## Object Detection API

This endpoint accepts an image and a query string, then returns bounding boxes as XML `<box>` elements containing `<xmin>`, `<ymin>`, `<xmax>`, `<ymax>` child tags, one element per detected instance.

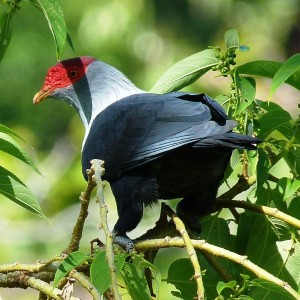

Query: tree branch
<box><xmin>134</xmin><ymin>238</ymin><xmax>300</xmax><ymax>300</ymax></box>
<box><xmin>70</xmin><ymin>270</ymin><xmax>102</xmax><ymax>300</ymax></box>
<box><xmin>163</xmin><ymin>203</ymin><xmax>205</xmax><ymax>300</ymax></box>
<box><xmin>0</xmin><ymin>272</ymin><xmax>79</xmax><ymax>300</ymax></box>
<box><xmin>216</xmin><ymin>199</ymin><xmax>300</xmax><ymax>229</ymax></box>
<box><xmin>65</xmin><ymin>167</ymin><xmax>96</xmax><ymax>255</ymax></box>
<box><xmin>92</xmin><ymin>159</ymin><xmax>121</xmax><ymax>300</ymax></box>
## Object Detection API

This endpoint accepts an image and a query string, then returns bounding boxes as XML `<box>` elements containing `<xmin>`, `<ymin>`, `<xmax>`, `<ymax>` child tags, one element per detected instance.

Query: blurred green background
<box><xmin>0</xmin><ymin>0</ymin><xmax>300</xmax><ymax>298</ymax></box>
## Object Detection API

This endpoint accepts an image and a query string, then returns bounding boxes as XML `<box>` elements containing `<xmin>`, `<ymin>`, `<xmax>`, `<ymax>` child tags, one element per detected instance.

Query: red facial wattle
<box><xmin>33</xmin><ymin>56</ymin><xmax>95</xmax><ymax>104</ymax></box>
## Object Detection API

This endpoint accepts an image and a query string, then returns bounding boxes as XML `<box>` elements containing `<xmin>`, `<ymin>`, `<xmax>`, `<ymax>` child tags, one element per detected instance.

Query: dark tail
<box><xmin>193</xmin><ymin>132</ymin><xmax>262</xmax><ymax>150</ymax></box>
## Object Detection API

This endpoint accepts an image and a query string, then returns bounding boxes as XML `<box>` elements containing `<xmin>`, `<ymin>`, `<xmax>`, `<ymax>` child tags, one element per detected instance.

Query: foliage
<box><xmin>1</xmin><ymin>1</ymin><xmax>300</xmax><ymax>300</ymax></box>
<box><xmin>0</xmin><ymin>0</ymin><xmax>69</xmax><ymax>219</ymax></box>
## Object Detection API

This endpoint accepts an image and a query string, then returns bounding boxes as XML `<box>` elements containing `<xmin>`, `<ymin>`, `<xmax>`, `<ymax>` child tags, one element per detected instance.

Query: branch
<box><xmin>70</xmin><ymin>270</ymin><xmax>102</xmax><ymax>300</ymax></box>
<box><xmin>218</xmin><ymin>175</ymin><xmax>256</xmax><ymax>200</ymax></box>
<box><xmin>216</xmin><ymin>199</ymin><xmax>300</xmax><ymax>229</ymax></box>
<box><xmin>65</xmin><ymin>167</ymin><xmax>96</xmax><ymax>254</ymax></box>
<box><xmin>200</xmin><ymin>251</ymin><xmax>233</xmax><ymax>282</ymax></box>
<box><xmin>163</xmin><ymin>204</ymin><xmax>205</xmax><ymax>300</ymax></box>
<box><xmin>0</xmin><ymin>272</ymin><xmax>79</xmax><ymax>300</ymax></box>
<box><xmin>0</xmin><ymin>260</ymin><xmax>59</xmax><ymax>274</ymax></box>
<box><xmin>92</xmin><ymin>159</ymin><xmax>122</xmax><ymax>300</ymax></box>
<box><xmin>134</xmin><ymin>238</ymin><xmax>300</xmax><ymax>300</ymax></box>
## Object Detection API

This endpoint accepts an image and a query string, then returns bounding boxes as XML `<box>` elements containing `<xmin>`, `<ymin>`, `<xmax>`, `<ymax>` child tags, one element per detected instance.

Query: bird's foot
<box><xmin>112</xmin><ymin>232</ymin><xmax>135</xmax><ymax>252</ymax></box>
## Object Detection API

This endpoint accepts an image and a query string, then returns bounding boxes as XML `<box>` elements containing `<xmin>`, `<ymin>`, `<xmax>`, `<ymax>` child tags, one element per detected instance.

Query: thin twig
<box><xmin>163</xmin><ymin>204</ymin><xmax>205</xmax><ymax>300</ymax></box>
<box><xmin>134</xmin><ymin>238</ymin><xmax>300</xmax><ymax>300</ymax></box>
<box><xmin>92</xmin><ymin>159</ymin><xmax>122</xmax><ymax>300</ymax></box>
<box><xmin>200</xmin><ymin>251</ymin><xmax>233</xmax><ymax>282</ymax></box>
<box><xmin>218</xmin><ymin>175</ymin><xmax>255</xmax><ymax>200</ymax></box>
<box><xmin>65</xmin><ymin>167</ymin><xmax>96</xmax><ymax>254</ymax></box>
<box><xmin>70</xmin><ymin>270</ymin><xmax>102</xmax><ymax>300</ymax></box>
<box><xmin>216</xmin><ymin>199</ymin><xmax>300</xmax><ymax>229</ymax></box>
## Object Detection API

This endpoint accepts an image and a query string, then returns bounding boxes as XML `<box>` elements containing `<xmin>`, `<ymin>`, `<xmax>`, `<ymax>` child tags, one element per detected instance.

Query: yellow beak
<box><xmin>33</xmin><ymin>89</ymin><xmax>51</xmax><ymax>104</ymax></box>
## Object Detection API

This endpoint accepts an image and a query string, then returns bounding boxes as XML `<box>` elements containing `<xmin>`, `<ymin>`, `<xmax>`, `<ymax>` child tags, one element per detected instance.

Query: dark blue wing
<box><xmin>82</xmin><ymin>93</ymin><xmax>236</xmax><ymax>178</ymax></box>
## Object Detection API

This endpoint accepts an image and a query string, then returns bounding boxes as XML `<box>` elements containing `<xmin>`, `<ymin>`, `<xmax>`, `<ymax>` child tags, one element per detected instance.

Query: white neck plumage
<box><xmin>78</xmin><ymin>60</ymin><xmax>144</xmax><ymax>146</ymax></box>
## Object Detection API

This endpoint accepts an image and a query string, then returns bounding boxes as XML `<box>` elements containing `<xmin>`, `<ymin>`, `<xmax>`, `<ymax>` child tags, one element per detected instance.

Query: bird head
<box><xmin>33</xmin><ymin>56</ymin><xmax>143</xmax><ymax>130</ymax></box>
<box><xmin>33</xmin><ymin>56</ymin><xmax>95</xmax><ymax>104</ymax></box>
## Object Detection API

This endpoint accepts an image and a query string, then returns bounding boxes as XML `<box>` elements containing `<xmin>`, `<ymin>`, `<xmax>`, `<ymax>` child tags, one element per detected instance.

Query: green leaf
<box><xmin>90</xmin><ymin>251</ymin><xmax>110</xmax><ymax>295</ymax></box>
<box><xmin>54</xmin><ymin>251</ymin><xmax>88</xmax><ymax>286</ymax></box>
<box><xmin>236</xmin><ymin>77</ymin><xmax>256</xmax><ymax>114</ymax></box>
<box><xmin>276</xmin><ymin>240</ymin><xmax>300</xmax><ymax>289</ymax></box>
<box><xmin>275</xmin><ymin>177</ymin><xmax>300</xmax><ymax>202</ymax></box>
<box><xmin>91</xmin><ymin>251</ymin><xmax>126</xmax><ymax>295</ymax></box>
<box><xmin>224</xmin><ymin>29</ymin><xmax>239</xmax><ymax>49</ymax></box>
<box><xmin>0</xmin><ymin>132</ymin><xmax>41</xmax><ymax>174</ymax></box>
<box><xmin>238</xmin><ymin>60</ymin><xmax>300</xmax><ymax>91</ymax></box>
<box><xmin>0</xmin><ymin>12</ymin><xmax>12</xmax><ymax>63</ymax></box>
<box><xmin>285</xmin><ymin>147</ymin><xmax>300</xmax><ymax>178</ymax></box>
<box><xmin>239</xmin><ymin>296</ymin><xmax>254</xmax><ymax>300</ymax></box>
<box><xmin>216</xmin><ymin>280</ymin><xmax>237</xmax><ymax>295</ymax></box>
<box><xmin>166</xmin><ymin>258</ymin><xmax>196</xmax><ymax>299</ymax></box>
<box><xmin>0</xmin><ymin>124</ymin><xmax>29</xmax><ymax>144</ymax></box>
<box><xmin>0</xmin><ymin>166</ymin><xmax>47</xmax><ymax>220</ymax></box>
<box><xmin>121</xmin><ymin>258</ymin><xmax>152</xmax><ymax>300</ymax></box>
<box><xmin>270</xmin><ymin>54</ymin><xmax>300</xmax><ymax>98</ymax></box>
<box><xmin>251</xmin><ymin>279</ymin><xmax>295</xmax><ymax>299</ymax></box>
<box><xmin>29</xmin><ymin>0</ymin><xmax>66</xmax><ymax>59</ymax></box>
<box><xmin>151</xmin><ymin>49</ymin><xmax>218</xmax><ymax>93</ymax></box>
<box><xmin>256</xmin><ymin>148</ymin><xmax>271</xmax><ymax>195</ymax></box>
<box><xmin>135</xmin><ymin>255</ymin><xmax>161</xmax><ymax>296</ymax></box>
<box><xmin>258</xmin><ymin>107</ymin><xmax>292</xmax><ymax>139</ymax></box>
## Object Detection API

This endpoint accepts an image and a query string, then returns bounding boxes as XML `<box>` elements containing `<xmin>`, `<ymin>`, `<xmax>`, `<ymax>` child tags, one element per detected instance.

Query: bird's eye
<box><xmin>68</xmin><ymin>69</ymin><xmax>79</xmax><ymax>79</ymax></box>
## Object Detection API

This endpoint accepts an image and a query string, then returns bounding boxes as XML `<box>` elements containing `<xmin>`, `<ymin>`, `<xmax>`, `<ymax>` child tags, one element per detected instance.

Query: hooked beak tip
<box><xmin>33</xmin><ymin>90</ymin><xmax>51</xmax><ymax>104</ymax></box>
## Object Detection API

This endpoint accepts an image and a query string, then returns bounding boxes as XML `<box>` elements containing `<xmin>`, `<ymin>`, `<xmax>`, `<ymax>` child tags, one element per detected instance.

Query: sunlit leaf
<box><xmin>29</xmin><ymin>0</ymin><xmax>66</xmax><ymax>59</ymax></box>
<box><xmin>151</xmin><ymin>49</ymin><xmax>218</xmax><ymax>93</ymax></box>
<box><xmin>0</xmin><ymin>166</ymin><xmax>47</xmax><ymax>220</ymax></box>
<box><xmin>270</xmin><ymin>53</ymin><xmax>300</xmax><ymax>97</ymax></box>
<box><xmin>238</xmin><ymin>60</ymin><xmax>300</xmax><ymax>91</ymax></box>
<box><xmin>0</xmin><ymin>132</ymin><xmax>41</xmax><ymax>174</ymax></box>
<box><xmin>275</xmin><ymin>177</ymin><xmax>300</xmax><ymax>202</ymax></box>
<box><xmin>53</xmin><ymin>251</ymin><xmax>88</xmax><ymax>286</ymax></box>
<box><xmin>236</xmin><ymin>77</ymin><xmax>256</xmax><ymax>114</ymax></box>
<box><xmin>0</xmin><ymin>12</ymin><xmax>12</xmax><ymax>63</ymax></box>
<box><xmin>224</xmin><ymin>29</ymin><xmax>239</xmax><ymax>49</ymax></box>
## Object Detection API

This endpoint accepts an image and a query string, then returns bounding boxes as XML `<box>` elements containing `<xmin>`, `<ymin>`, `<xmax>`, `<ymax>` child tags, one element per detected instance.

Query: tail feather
<box><xmin>193</xmin><ymin>132</ymin><xmax>262</xmax><ymax>150</ymax></box>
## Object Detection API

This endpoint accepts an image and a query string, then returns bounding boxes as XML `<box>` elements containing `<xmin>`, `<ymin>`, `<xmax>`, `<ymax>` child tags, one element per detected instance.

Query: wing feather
<box><xmin>82</xmin><ymin>93</ymin><xmax>237</xmax><ymax>178</ymax></box>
